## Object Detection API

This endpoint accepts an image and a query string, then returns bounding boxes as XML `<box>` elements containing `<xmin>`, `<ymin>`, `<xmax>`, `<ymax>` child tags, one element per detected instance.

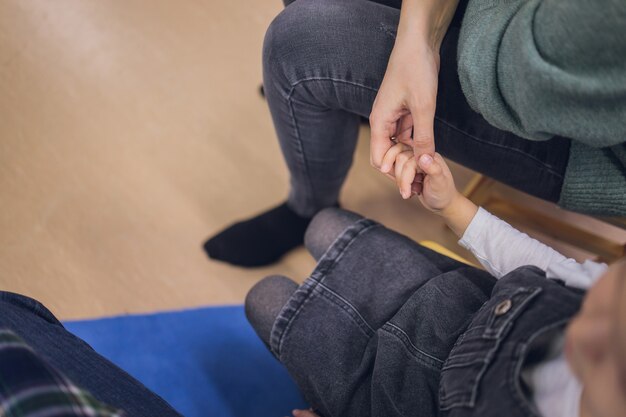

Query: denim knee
<box><xmin>262</xmin><ymin>0</ymin><xmax>362</xmax><ymax>90</ymax></box>
<box><xmin>0</xmin><ymin>291</ymin><xmax>60</xmax><ymax>326</ymax></box>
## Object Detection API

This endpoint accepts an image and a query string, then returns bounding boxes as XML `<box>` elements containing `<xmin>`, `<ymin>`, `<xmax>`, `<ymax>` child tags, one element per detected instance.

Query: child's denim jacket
<box><xmin>439</xmin><ymin>266</ymin><xmax>583</xmax><ymax>416</ymax></box>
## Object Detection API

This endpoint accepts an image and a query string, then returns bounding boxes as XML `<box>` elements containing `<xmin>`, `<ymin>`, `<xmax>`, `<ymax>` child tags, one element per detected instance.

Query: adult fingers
<box><xmin>410</xmin><ymin>104</ymin><xmax>436</xmax><ymax>159</ymax></box>
<box><xmin>381</xmin><ymin>142</ymin><xmax>411</xmax><ymax>173</ymax></box>
<box><xmin>395</xmin><ymin>114</ymin><xmax>414</xmax><ymax>145</ymax></box>
<box><xmin>399</xmin><ymin>157</ymin><xmax>418</xmax><ymax>199</ymax></box>
<box><xmin>394</xmin><ymin>150</ymin><xmax>413</xmax><ymax>183</ymax></box>
<box><xmin>369</xmin><ymin>104</ymin><xmax>400</xmax><ymax>169</ymax></box>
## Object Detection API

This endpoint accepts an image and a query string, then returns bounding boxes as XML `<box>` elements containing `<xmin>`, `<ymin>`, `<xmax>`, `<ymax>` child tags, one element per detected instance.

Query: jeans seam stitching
<box><xmin>283</xmin><ymin>76</ymin><xmax>376</xmax><ymax>211</ymax></box>
<box><xmin>284</xmin><ymin>77</ymin><xmax>378</xmax><ymax>210</ymax></box>
<box><xmin>273</xmin><ymin>220</ymin><xmax>380</xmax><ymax>356</ymax></box>
<box><xmin>509</xmin><ymin>319</ymin><xmax>570</xmax><ymax>417</ymax></box>
<box><xmin>384</xmin><ymin>322</ymin><xmax>444</xmax><ymax>365</ymax></box>
<box><xmin>272</xmin><ymin>281</ymin><xmax>319</xmax><ymax>358</ymax></box>
<box><xmin>442</xmin><ymin>353</ymin><xmax>489</xmax><ymax>366</ymax></box>
<box><xmin>285</xmin><ymin>77</ymin><xmax>379</xmax><ymax>102</ymax></box>
<box><xmin>286</xmin><ymin>93</ymin><xmax>316</xmax><ymax>211</ymax></box>
<box><xmin>317</xmin><ymin>282</ymin><xmax>375</xmax><ymax>336</ymax></box>
<box><xmin>310</xmin><ymin>220</ymin><xmax>380</xmax><ymax>286</ymax></box>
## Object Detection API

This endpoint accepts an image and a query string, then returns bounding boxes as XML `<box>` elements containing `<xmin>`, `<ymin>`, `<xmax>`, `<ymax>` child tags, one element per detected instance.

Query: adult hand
<box><xmin>370</xmin><ymin>0</ymin><xmax>460</xmax><ymax>193</ymax></box>
<box><xmin>369</xmin><ymin>39</ymin><xmax>440</xmax><ymax>183</ymax></box>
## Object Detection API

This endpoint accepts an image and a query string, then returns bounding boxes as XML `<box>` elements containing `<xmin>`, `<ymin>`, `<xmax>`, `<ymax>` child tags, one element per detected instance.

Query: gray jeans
<box><xmin>245</xmin><ymin>207</ymin><xmax>496</xmax><ymax>416</ymax></box>
<box><xmin>264</xmin><ymin>0</ymin><xmax>571</xmax><ymax>217</ymax></box>
<box><xmin>245</xmin><ymin>208</ymin><xmax>583</xmax><ymax>417</ymax></box>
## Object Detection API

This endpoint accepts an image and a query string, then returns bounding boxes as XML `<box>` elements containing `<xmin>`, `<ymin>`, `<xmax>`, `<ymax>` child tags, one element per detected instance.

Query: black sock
<box><xmin>204</xmin><ymin>202</ymin><xmax>313</xmax><ymax>267</ymax></box>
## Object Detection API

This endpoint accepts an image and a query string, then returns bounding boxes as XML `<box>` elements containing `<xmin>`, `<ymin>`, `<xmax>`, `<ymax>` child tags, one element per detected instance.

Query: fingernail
<box><xmin>419</xmin><ymin>154</ymin><xmax>433</xmax><ymax>166</ymax></box>
<box><xmin>381</xmin><ymin>163</ymin><xmax>389</xmax><ymax>173</ymax></box>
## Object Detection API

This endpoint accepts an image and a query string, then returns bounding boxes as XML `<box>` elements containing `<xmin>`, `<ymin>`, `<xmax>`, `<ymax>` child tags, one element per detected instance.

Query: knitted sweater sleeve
<box><xmin>457</xmin><ymin>0</ymin><xmax>626</xmax><ymax>147</ymax></box>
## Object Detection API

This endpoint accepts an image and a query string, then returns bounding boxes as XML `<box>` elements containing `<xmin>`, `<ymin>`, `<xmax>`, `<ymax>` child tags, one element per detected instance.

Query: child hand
<box><xmin>381</xmin><ymin>145</ymin><xmax>459</xmax><ymax>213</ymax></box>
<box><xmin>413</xmin><ymin>153</ymin><xmax>459</xmax><ymax>213</ymax></box>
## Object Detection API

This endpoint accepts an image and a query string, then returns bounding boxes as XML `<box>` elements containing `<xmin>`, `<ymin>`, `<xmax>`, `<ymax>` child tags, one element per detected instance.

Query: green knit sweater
<box><xmin>457</xmin><ymin>0</ymin><xmax>626</xmax><ymax>216</ymax></box>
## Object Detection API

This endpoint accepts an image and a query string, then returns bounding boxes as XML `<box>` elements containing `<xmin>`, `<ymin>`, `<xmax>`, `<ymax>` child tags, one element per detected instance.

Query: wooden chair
<box><xmin>463</xmin><ymin>174</ymin><xmax>626</xmax><ymax>263</ymax></box>
<box><xmin>419</xmin><ymin>240</ymin><xmax>478</xmax><ymax>268</ymax></box>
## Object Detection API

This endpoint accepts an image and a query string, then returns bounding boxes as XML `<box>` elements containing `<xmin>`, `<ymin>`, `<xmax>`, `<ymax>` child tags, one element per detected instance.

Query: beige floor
<box><xmin>1</xmin><ymin>1</ymin><xmax>622</xmax><ymax>320</ymax></box>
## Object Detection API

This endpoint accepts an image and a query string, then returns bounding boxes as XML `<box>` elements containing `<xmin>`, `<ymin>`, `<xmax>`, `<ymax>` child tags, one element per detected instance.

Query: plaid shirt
<box><xmin>0</xmin><ymin>329</ymin><xmax>124</xmax><ymax>417</ymax></box>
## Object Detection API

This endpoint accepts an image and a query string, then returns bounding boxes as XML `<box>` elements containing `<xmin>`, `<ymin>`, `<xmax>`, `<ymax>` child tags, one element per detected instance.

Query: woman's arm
<box><xmin>395</xmin><ymin>0</ymin><xmax>459</xmax><ymax>51</ymax></box>
<box><xmin>369</xmin><ymin>0</ymin><xmax>460</xmax><ymax>184</ymax></box>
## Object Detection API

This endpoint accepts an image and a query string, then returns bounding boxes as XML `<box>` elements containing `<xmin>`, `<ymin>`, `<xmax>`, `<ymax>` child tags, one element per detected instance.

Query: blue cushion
<box><xmin>65</xmin><ymin>305</ymin><xmax>306</xmax><ymax>417</ymax></box>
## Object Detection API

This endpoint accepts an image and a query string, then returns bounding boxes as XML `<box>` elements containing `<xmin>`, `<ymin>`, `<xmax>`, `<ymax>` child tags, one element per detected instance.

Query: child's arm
<box><xmin>381</xmin><ymin>147</ymin><xmax>478</xmax><ymax>237</ymax></box>
<box><xmin>382</xmin><ymin>146</ymin><xmax>574</xmax><ymax>278</ymax></box>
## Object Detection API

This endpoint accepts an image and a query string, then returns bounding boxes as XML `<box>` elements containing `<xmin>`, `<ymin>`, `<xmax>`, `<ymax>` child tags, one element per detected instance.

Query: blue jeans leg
<box><xmin>0</xmin><ymin>291</ymin><xmax>182</xmax><ymax>417</ymax></box>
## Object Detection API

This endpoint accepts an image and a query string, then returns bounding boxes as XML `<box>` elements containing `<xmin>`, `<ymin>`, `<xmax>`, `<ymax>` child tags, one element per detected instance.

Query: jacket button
<box><xmin>494</xmin><ymin>299</ymin><xmax>512</xmax><ymax>316</ymax></box>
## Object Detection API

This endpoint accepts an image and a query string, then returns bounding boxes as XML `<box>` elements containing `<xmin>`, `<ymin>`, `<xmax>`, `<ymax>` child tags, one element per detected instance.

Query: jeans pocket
<box><xmin>438</xmin><ymin>286</ymin><xmax>543</xmax><ymax>410</ymax></box>
<box><xmin>438</xmin><ymin>329</ymin><xmax>496</xmax><ymax>410</ymax></box>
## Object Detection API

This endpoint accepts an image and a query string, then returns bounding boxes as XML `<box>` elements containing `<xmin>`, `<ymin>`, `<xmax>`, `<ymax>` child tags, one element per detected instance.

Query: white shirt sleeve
<box><xmin>458</xmin><ymin>207</ymin><xmax>607</xmax><ymax>289</ymax></box>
